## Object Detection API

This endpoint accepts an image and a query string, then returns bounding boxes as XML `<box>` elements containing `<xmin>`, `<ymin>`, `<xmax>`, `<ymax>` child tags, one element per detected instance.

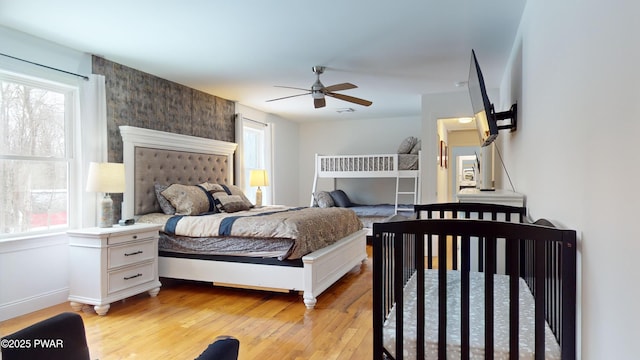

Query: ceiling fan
<box><xmin>266</xmin><ymin>66</ymin><xmax>373</xmax><ymax>109</ymax></box>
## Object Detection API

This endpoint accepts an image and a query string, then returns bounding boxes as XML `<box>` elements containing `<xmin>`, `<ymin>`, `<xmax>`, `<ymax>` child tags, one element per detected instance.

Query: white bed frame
<box><xmin>120</xmin><ymin>126</ymin><xmax>367</xmax><ymax>309</ymax></box>
<box><xmin>311</xmin><ymin>153</ymin><xmax>421</xmax><ymax>213</ymax></box>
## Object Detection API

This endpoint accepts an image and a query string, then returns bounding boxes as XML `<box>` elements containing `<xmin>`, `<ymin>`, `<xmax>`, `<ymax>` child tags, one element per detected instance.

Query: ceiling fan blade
<box><xmin>325</xmin><ymin>92</ymin><xmax>372</xmax><ymax>107</ymax></box>
<box><xmin>266</xmin><ymin>92</ymin><xmax>310</xmax><ymax>102</ymax></box>
<box><xmin>323</xmin><ymin>82</ymin><xmax>357</xmax><ymax>92</ymax></box>
<box><xmin>314</xmin><ymin>97</ymin><xmax>326</xmax><ymax>108</ymax></box>
<box><xmin>274</xmin><ymin>85</ymin><xmax>310</xmax><ymax>92</ymax></box>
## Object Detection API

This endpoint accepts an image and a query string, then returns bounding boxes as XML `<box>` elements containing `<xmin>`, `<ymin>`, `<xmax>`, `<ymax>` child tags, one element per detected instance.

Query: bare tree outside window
<box><xmin>0</xmin><ymin>78</ymin><xmax>69</xmax><ymax>236</ymax></box>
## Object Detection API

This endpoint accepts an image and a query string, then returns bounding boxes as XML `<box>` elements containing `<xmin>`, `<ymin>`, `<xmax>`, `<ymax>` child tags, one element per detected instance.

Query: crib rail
<box><xmin>372</xmin><ymin>217</ymin><xmax>576</xmax><ymax>360</ymax></box>
<box><xmin>414</xmin><ymin>202</ymin><xmax>526</xmax><ymax>222</ymax></box>
<box><xmin>414</xmin><ymin>202</ymin><xmax>526</xmax><ymax>271</ymax></box>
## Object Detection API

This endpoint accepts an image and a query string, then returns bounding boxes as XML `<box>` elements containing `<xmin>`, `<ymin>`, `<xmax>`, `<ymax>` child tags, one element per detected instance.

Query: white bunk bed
<box><xmin>310</xmin><ymin>151</ymin><xmax>422</xmax><ymax>215</ymax></box>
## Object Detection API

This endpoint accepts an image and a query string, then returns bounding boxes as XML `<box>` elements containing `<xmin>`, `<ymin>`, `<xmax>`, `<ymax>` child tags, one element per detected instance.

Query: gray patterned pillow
<box><xmin>397</xmin><ymin>136</ymin><xmax>418</xmax><ymax>154</ymax></box>
<box><xmin>204</xmin><ymin>182</ymin><xmax>254</xmax><ymax>208</ymax></box>
<box><xmin>409</xmin><ymin>139</ymin><xmax>421</xmax><ymax>154</ymax></box>
<box><xmin>160</xmin><ymin>183</ymin><xmax>214</xmax><ymax>215</ymax></box>
<box><xmin>201</xmin><ymin>182</ymin><xmax>225</xmax><ymax>193</ymax></box>
<box><xmin>313</xmin><ymin>191</ymin><xmax>335</xmax><ymax>208</ymax></box>
<box><xmin>154</xmin><ymin>183</ymin><xmax>176</xmax><ymax>215</ymax></box>
<box><xmin>223</xmin><ymin>184</ymin><xmax>254</xmax><ymax>208</ymax></box>
<box><xmin>212</xmin><ymin>193</ymin><xmax>251</xmax><ymax>213</ymax></box>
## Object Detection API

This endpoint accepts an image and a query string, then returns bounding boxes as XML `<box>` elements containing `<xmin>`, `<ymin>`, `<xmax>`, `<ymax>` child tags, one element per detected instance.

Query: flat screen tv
<box><xmin>468</xmin><ymin>49</ymin><xmax>517</xmax><ymax>147</ymax></box>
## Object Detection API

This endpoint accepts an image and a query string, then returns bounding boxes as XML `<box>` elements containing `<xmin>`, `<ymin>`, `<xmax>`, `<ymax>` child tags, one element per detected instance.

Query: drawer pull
<box><xmin>124</xmin><ymin>273</ymin><xmax>142</xmax><ymax>280</ymax></box>
<box><xmin>124</xmin><ymin>250</ymin><xmax>143</xmax><ymax>256</ymax></box>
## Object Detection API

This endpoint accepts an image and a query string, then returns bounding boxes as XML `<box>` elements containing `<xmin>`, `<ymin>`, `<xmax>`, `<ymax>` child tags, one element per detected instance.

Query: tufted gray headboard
<box><xmin>134</xmin><ymin>147</ymin><xmax>231</xmax><ymax>215</ymax></box>
<box><xmin>120</xmin><ymin>126</ymin><xmax>238</xmax><ymax>219</ymax></box>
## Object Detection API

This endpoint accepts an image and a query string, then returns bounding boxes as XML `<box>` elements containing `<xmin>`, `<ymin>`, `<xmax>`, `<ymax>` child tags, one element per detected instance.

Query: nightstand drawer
<box><xmin>108</xmin><ymin>262</ymin><xmax>155</xmax><ymax>294</ymax></box>
<box><xmin>108</xmin><ymin>240</ymin><xmax>156</xmax><ymax>269</ymax></box>
<box><xmin>108</xmin><ymin>230</ymin><xmax>157</xmax><ymax>245</ymax></box>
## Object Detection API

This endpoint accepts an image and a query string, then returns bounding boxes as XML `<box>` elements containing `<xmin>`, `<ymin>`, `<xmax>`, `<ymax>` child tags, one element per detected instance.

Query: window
<box><xmin>0</xmin><ymin>72</ymin><xmax>77</xmax><ymax>238</ymax></box>
<box><xmin>236</xmin><ymin>116</ymin><xmax>272</xmax><ymax>205</ymax></box>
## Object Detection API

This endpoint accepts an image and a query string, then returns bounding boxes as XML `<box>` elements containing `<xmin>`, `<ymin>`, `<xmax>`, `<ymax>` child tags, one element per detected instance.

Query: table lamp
<box><xmin>86</xmin><ymin>162</ymin><xmax>125</xmax><ymax>227</ymax></box>
<box><xmin>249</xmin><ymin>169</ymin><xmax>269</xmax><ymax>207</ymax></box>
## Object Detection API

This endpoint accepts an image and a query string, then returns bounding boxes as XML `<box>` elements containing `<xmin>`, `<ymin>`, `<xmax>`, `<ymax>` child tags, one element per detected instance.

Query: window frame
<box><xmin>0</xmin><ymin>69</ymin><xmax>80</xmax><ymax>240</ymax></box>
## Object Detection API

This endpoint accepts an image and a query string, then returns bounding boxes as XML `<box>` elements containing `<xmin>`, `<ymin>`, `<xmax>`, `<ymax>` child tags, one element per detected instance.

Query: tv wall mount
<box><xmin>494</xmin><ymin>103</ymin><xmax>517</xmax><ymax>132</ymax></box>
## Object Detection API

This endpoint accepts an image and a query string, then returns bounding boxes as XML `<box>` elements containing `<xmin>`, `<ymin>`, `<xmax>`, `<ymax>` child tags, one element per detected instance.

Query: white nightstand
<box><xmin>67</xmin><ymin>223</ymin><xmax>162</xmax><ymax>315</ymax></box>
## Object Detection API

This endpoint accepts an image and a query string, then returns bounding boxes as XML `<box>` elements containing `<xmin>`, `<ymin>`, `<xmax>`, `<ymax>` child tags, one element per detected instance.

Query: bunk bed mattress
<box><xmin>138</xmin><ymin>206</ymin><xmax>363</xmax><ymax>260</ymax></box>
<box><xmin>383</xmin><ymin>270</ymin><xmax>561</xmax><ymax>359</ymax></box>
<box><xmin>349</xmin><ymin>204</ymin><xmax>414</xmax><ymax>229</ymax></box>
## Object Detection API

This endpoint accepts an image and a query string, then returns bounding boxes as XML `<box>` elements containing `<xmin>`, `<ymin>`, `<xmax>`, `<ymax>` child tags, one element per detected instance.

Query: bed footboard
<box><xmin>372</xmin><ymin>216</ymin><xmax>576</xmax><ymax>359</ymax></box>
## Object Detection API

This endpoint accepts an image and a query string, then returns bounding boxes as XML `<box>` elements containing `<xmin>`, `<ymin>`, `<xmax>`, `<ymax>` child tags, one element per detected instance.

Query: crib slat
<box><xmin>452</xmin><ymin>235</ymin><xmax>458</xmax><ymax>270</ymax></box>
<box><xmin>461</xmin><ymin>234</ymin><xmax>471</xmax><ymax>360</ymax></box>
<box><xmin>534</xmin><ymin>239</ymin><xmax>546</xmax><ymax>360</ymax></box>
<box><xmin>372</xmin><ymin>231</ymin><xmax>383</xmax><ymax>360</ymax></box>
<box><xmin>438</xmin><ymin>232</ymin><xmax>447</xmax><ymax>359</ymax></box>
<box><xmin>561</xmin><ymin>230</ymin><xmax>577</xmax><ymax>360</ymax></box>
<box><xmin>506</xmin><ymin>237</ymin><xmax>520</xmax><ymax>360</ymax></box>
<box><xmin>478</xmin><ymin>236</ymin><xmax>485</xmax><ymax>272</ymax></box>
<box><xmin>394</xmin><ymin>231</ymin><xmax>404</xmax><ymax>359</ymax></box>
<box><xmin>485</xmin><ymin>235</ymin><xmax>496</xmax><ymax>359</ymax></box>
<box><xmin>547</xmin><ymin>241</ymin><xmax>556</xmax><ymax>341</ymax></box>
<box><xmin>427</xmin><ymin>233</ymin><xmax>434</xmax><ymax>269</ymax></box>
<box><xmin>416</xmin><ymin>231</ymin><xmax>425</xmax><ymax>359</ymax></box>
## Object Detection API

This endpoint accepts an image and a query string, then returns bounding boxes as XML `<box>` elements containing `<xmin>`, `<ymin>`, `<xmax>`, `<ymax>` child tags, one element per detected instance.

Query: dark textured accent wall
<box><xmin>91</xmin><ymin>56</ymin><xmax>235</xmax><ymax>219</ymax></box>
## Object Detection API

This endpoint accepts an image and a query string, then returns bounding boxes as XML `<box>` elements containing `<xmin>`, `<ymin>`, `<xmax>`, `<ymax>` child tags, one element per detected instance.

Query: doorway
<box><xmin>450</xmin><ymin>148</ymin><xmax>479</xmax><ymax>202</ymax></box>
<box><xmin>436</xmin><ymin>118</ymin><xmax>480</xmax><ymax>202</ymax></box>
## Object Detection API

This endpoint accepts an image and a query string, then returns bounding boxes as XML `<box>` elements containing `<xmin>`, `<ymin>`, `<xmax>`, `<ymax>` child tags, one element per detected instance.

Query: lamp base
<box><xmin>255</xmin><ymin>187</ymin><xmax>262</xmax><ymax>207</ymax></box>
<box><xmin>99</xmin><ymin>194</ymin><xmax>114</xmax><ymax>228</ymax></box>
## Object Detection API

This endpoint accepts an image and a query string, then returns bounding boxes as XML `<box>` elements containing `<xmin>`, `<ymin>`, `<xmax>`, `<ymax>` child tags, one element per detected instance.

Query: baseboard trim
<box><xmin>0</xmin><ymin>287</ymin><xmax>69</xmax><ymax>322</ymax></box>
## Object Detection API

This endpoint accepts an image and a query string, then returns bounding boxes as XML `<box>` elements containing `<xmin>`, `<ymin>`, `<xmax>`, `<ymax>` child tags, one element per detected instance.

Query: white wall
<box><xmin>234</xmin><ymin>104</ymin><xmax>300</xmax><ymax>206</ymax></box>
<box><xmin>299</xmin><ymin>116</ymin><xmax>421</xmax><ymax>206</ymax></box>
<box><xmin>499</xmin><ymin>2</ymin><xmax>640</xmax><ymax>358</ymax></box>
<box><xmin>421</xmin><ymin>91</ymin><xmax>476</xmax><ymax>203</ymax></box>
<box><xmin>0</xmin><ymin>26</ymin><xmax>92</xmax><ymax>321</ymax></box>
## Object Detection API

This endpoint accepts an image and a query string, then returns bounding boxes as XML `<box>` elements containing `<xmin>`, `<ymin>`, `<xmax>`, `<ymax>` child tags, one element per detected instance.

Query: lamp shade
<box><xmin>86</xmin><ymin>162</ymin><xmax>126</xmax><ymax>193</ymax></box>
<box><xmin>249</xmin><ymin>169</ymin><xmax>269</xmax><ymax>187</ymax></box>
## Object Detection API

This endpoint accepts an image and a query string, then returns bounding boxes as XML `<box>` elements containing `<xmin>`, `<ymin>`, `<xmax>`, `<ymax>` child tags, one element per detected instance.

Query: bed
<box><xmin>120</xmin><ymin>126</ymin><xmax>368</xmax><ymax>309</ymax></box>
<box><xmin>310</xmin><ymin>136</ymin><xmax>422</xmax><ymax>216</ymax></box>
<box><xmin>311</xmin><ymin>189</ymin><xmax>415</xmax><ymax>231</ymax></box>
<box><xmin>372</xmin><ymin>203</ymin><xmax>576</xmax><ymax>359</ymax></box>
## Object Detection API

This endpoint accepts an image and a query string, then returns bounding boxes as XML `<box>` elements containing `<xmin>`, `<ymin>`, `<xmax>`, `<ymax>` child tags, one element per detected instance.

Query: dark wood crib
<box><xmin>372</xmin><ymin>203</ymin><xmax>576</xmax><ymax>360</ymax></box>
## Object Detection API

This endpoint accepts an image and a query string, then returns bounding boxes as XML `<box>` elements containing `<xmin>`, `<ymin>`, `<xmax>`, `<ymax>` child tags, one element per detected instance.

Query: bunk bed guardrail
<box><xmin>317</xmin><ymin>153</ymin><xmax>402</xmax><ymax>176</ymax></box>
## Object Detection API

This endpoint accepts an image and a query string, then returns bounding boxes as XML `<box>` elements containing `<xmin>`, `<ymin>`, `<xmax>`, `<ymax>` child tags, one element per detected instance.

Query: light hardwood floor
<box><xmin>0</xmin><ymin>247</ymin><xmax>374</xmax><ymax>360</ymax></box>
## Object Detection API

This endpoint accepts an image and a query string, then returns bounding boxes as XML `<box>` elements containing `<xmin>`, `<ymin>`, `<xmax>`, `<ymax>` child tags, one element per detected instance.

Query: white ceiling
<box><xmin>0</xmin><ymin>0</ymin><xmax>526</xmax><ymax>123</ymax></box>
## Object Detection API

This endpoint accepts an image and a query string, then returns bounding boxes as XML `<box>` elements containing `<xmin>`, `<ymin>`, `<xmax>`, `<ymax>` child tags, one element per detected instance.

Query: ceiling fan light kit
<box><xmin>267</xmin><ymin>66</ymin><xmax>372</xmax><ymax>109</ymax></box>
